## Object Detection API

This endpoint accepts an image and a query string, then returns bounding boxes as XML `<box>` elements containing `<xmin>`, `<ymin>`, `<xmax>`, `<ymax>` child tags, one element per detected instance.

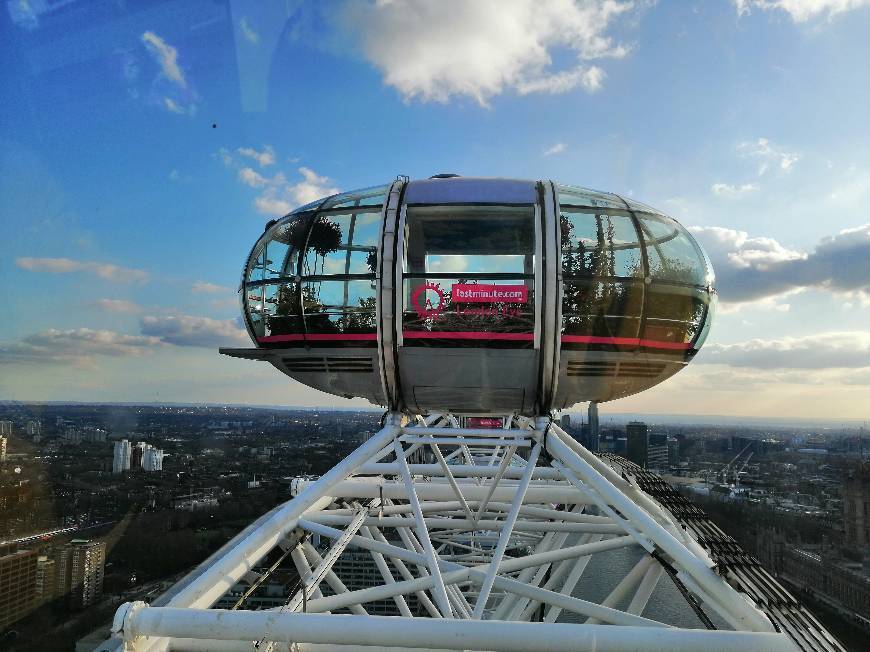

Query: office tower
<box><xmin>586</xmin><ymin>401</ymin><xmax>600</xmax><ymax>452</ymax></box>
<box><xmin>0</xmin><ymin>420</ymin><xmax>12</xmax><ymax>437</ymax></box>
<box><xmin>0</xmin><ymin>547</ymin><xmax>38</xmax><ymax>631</ymax></box>
<box><xmin>25</xmin><ymin>420</ymin><xmax>41</xmax><ymax>437</ymax></box>
<box><xmin>626</xmin><ymin>421</ymin><xmax>649</xmax><ymax>468</ymax></box>
<box><xmin>560</xmin><ymin>414</ymin><xmax>571</xmax><ymax>430</ymax></box>
<box><xmin>0</xmin><ymin>435</ymin><xmax>6</xmax><ymax>463</ymax></box>
<box><xmin>112</xmin><ymin>439</ymin><xmax>132</xmax><ymax>474</ymax></box>
<box><xmin>55</xmin><ymin>540</ymin><xmax>106</xmax><ymax>609</ymax></box>
<box><xmin>667</xmin><ymin>437</ymin><xmax>680</xmax><ymax>468</ymax></box>
<box><xmin>648</xmin><ymin>433</ymin><xmax>668</xmax><ymax>470</ymax></box>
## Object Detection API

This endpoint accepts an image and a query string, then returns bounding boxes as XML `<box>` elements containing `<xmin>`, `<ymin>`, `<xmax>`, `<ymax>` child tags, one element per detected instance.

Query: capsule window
<box><xmin>637</xmin><ymin>214</ymin><xmax>708</xmax><ymax>287</ymax></box>
<box><xmin>643</xmin><ymin>285</ymin><xmax>709</xmax><ymax>345</ymax></box>
<box><xmin>560</xmin><ymin>210</ymin><xmax>644</xmax><ymax>279</ymax></box>
<box><xmin>561</xmin><ymin>280</ymin><xmax>643</xmax><ymax>341</ymax></box>
<box><xmin>402</xmin><ymin>205</ymin><xmax>536</xmax><ymax>341</ymax></box>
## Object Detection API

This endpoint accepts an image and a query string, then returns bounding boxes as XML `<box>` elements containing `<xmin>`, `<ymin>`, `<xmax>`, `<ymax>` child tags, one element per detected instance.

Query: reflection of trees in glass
<box><xmin>644</xmin><ymin>290</ymin><xmax>705</xmax><ymax>343</ymax></box>
<box><xmin>301</xmin><ymin>216</ymin><xmax>343</xmax><ymax>276</ymax></box>
<box><xmin>561</xmin><ymin>214</ymin><xmax>642</xmax><ymax>338</ymax></box>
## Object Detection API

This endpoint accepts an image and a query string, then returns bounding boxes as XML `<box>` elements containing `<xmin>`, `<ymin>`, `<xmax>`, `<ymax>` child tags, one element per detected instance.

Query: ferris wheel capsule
<box><xmin>221</xmin><ymin>176</ymin><xmax>716</xmax><ymax>415</ymax></box>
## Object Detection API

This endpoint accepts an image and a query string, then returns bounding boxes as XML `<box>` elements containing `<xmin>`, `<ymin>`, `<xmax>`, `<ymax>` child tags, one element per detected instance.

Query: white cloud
<box><xmin>738</xmin><ymin>137</ymin><xmax>800</xmax><ymax>175</ymax></box>
<box><xmin>163</xmin><ymin>97</ymin><xmax>195</xmax><ymax>115</ymax></box>
<box><xmin>543</xmin><ymin>142</ymin><xmax>567</xmax><ymax>157</ymax></box>
<box><xmin>140</xmin><ymin>314</ymin><xmax>249</xmax><ymax>348</ymax></box>
<box><xmin>169</xmin><ymin>169</ymin><xmax>180</xmax><ymax>181</ymax></box>
<box><xmin>15</xmin><ymin>257</ymin><xmax>149</xmax><ymax>284</ymax></box>
<box><xmin>92</xmin><ymin>299</ymin><xmax>143</xmax><ymax>314</ymax></box>
<box><xmin>251</xmin><ymin>167</ymin><xmax>340</xmax><ymax>217</ymax></box>
<box><xmin>690</xmin><ymin>224</ymin><xmax>870</xmax><ymax>303</ymax></box>
<box><xmin>704</xmin><ymin>331</ymin><xmax>870</xmax><ymax>369</ymax></box>
<box><xmin>221</xmin><ymin>146</ymin><xmax>339</xmax><ymax>215</ymax></box>
<box><xmin>0</xmin><ymin>328</ymin><xmax>163</xmax><ymax>366</ymax></box>
<box><xmin>239</xmin><ymin>17</ymin><xmax>260</xmax><ymax>44</ymax></box>
<box><xmin>340</xmin><ymin>0</ymin><xmax>634</xmax><ymax>105</ymax></box>
<box><xmin>735</xmin><ymin>0</ymin><xmax>870</xmax><ymax>22</ymax></box>
<box><xmin>192</xmin><ymin>281</ymin><xmax>233</xmax><ymax>294</ymax></box>
<box><xmin>711</xmin><ymin>182</ymin><xmax>759</xmax><ymax>197</ymax></box>
<box><xmin>238</xmin><ymin>145</ymin><xmax>276</xmax><ymax>167</ymax></box>
<box><xmin>238</xmin><ymin>167</ymin><xmax>268</xmax><ymax>188</ymax></box>
<box><xmin>142</xmin><ymin>31</ymin><xmax>186</xmax><ymax>88</ymax></box>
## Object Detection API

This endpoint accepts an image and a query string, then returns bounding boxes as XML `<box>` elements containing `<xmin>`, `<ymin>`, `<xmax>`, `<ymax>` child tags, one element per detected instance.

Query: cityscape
<box><xmin>0</xmin><ymin>402</ymin><xmax>867</xmax><ymax>650</ymax></box>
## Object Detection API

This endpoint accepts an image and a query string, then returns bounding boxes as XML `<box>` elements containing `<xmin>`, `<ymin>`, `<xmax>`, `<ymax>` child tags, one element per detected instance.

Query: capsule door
<box><xmin>395</xmin><ymin>188</ymin><xmax>541</xmax><ymax>415</ymax></box>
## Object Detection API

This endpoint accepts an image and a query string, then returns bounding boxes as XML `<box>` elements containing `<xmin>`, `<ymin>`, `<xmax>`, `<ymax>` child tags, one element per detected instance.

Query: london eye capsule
<box><xmin>221</xmin><ymin>176</ymin><xmax>716</xmax><ymax>415</ymax></box>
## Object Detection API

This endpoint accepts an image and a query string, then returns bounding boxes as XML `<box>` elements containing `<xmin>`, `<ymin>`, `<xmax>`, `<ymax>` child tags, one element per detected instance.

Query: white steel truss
<box><xmin>102</xmin><ymin>413</ymin><xmax>810</xmax><ymax>652</ymax></box>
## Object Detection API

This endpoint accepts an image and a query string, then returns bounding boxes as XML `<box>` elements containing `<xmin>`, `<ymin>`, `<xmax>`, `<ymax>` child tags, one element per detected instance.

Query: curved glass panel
<box><xmin>319</xmin><ymin>184</ymin><xmax>390</xmax><ymax>211</ymax></box>
<box><xmin>560</xmin><ymin>210</ymin><xmax>644</xmax><ymax>279</ymax></box>
<box><xmin>621</xmin><ymin>196</ymin><xmax>665</xmax><ymax>216</ymax></box>
<box><xmin>643</xmin><ymin>284</ymin><xmax>708</xmax><ymax>345</ymax></box>
<box><xmin>556</xmin><ymin>184</ymin><xmax>626</xmax><ymax>211</ymax></box>
<box><xmin>561</xmin><ymin>280</ymin><xmax>643</xmax><ymax>342</ymax></box>
<box><xmin>243</xmin><ymin>215</ymin><xmax>309</xmax><ymax>339</ymax></box>
<box><xmin>302</xmin><ymin>209</ymin><xmax>381</xmax><ymax>277</ymax></box>
<box><xmin>637</xmin><ymin>213</ymin><xmax>709</xmax><ymax>286</ymax></box>
<box><xmin>693</xmin><ymin>290</ymin><xmax>717</xmax><ymax>349</ymax></box>
<box><xmin>302</xmin><ymin>279</ymin><xmax>377</xmax><ymax>335</ymax></box>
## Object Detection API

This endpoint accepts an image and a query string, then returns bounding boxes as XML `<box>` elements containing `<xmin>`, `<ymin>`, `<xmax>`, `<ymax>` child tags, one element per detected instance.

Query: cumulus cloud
<box><xmin>192</xmin><ymin>281</ymin><xmax>233</xmax><ymax>294</ymax></box>
<box><xmin>92</xmin><ymin>299</ymin><xmax>143</xmax><ymax>314</ymax></box>
<box><xmin>238</xmin><ymin>167</ymin><xmax>268</xmax><ymax>188</ymax></box>
<box><xmin>543</xmin><ymin>142</ymin><xmax>566</xmax><ymax>157</ymax></box>
<box><xmin>691</xmin><ymin>224</ymin><xmax>870</xmax><ymax>303</ymax></box>
<box><xmin>221</xmin><ymin>146</ymin><xmax>339</xmax><ymax>215</ymax></box>
<box><xmin>0</xmin><ymin>328</ymin><xmax>163</xmax><ymax>366</ymax></box>
<box><xmin>735</xmin><ymin>0</ymin><xmax>870</xmax><ymax>22</ymax></box>
<box><xmin>238</xmin><ymin>145</ymin><xmax>276</xmax><ymax>167</ymax></box>
<box><xmin>140</xmin><ymin>315</ymin><xmax>249</xmax><ymax>347</ymax></box>
<box><xmin>738</xmin><ymin>137</ymin><xmax>800</xmax><ymax>176</ymax></box>
<box><xmin>15</xmin><ymin>257</ymin><xmax>149</xmax><ymax>284</ymax></box>
<box><xmin>711</xmin><ymin>182</ymin><xmax>759</xmax><ymax>197</ymax></box>
<box><xmin>703</xmin><ymin>331</ymin><xmax>870</xmax><ymax>369</ymax></box>
<box><xmin>340</xmin><ymin>0</ymin><xmax>634</xmax><ymax>105</ymax></box>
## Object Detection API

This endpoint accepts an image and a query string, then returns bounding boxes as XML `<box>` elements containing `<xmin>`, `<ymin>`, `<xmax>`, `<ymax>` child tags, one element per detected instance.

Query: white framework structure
<box><xmin>102</xmin><ymin>414</ymin><xmax>839</xmax><ymax>652</ymax></box>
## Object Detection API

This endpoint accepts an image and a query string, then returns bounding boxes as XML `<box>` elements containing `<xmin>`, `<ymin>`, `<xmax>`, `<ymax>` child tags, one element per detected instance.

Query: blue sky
<box><xmin>2</xmin><ymin>0</ymin><xmax>870</xmax><ymax>419</ymax></box>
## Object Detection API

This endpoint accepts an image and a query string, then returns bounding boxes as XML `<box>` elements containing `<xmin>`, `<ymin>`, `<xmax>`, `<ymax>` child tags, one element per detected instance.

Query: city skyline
<box><xmin>2</xmin><ymin>1</ymin><xmax>870</xmax><ymax>418</ymax></box>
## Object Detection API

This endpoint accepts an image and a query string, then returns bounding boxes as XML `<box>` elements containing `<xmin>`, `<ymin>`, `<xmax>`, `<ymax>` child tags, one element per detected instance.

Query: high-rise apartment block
<box><xmin>55</xmin><ymin>539</ymin><xmax>106</xmax><ymax>609</ymax></box>
<box><xmin>143</xmin><ymin>446</ymin><xmax>164</xmax><ymax>471</ymax></box>
<box><xmin>113</xmin><ymin>439</ymin><xmax>132</xmax><ymax>474</ymax></box>
<box><xmin>0</xmin><ymin>435</ymin><xmax>6</xmax><ymax>463</ymax></box>
<box><xmin>35</xmin><ymin>555</ymin><xmax>56</xmax><ymax>606</ymax></box>
<box><xmin>0</xmin><ymin>546</ymin><xmax>38</xmax><ymax>632</ymax></box>
<box><xmin>0</xmin><ymin>420</ymin><xmax>12</xmax><ymax>436</ymax></box>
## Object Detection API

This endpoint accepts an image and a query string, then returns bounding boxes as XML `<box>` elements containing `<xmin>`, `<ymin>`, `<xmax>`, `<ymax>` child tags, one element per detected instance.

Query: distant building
<box><xmin>626</xmin><ymin>422</ymin><xmax>649</xmax><ymax>468</ymax></box>
<box><xmin>35</xmin><ymin>555</ymin><xmax>56</xmax><ymax>605</ymax></box>
<box><xmin>648</xmin><ymin>433</ymin><xmax>668</xmax><ymax>470</ymax></box>
<box><xmin>843</xmin><ymin>465</ymin><xmax>870</xmax><ymax>548</ymax></box>
<box><xmin>667</xmin><ymin>437</ymin><xmax>680</xmax><ymax>468</ymax></box>
<box><xmin>131</xmin><ymin>442</ymin><xmax>145</xmax><ymax>469</ymax></box>
<box><xmin>25</xmin><ymin>420</ymin><xmax>41</xmax><ymax>437</ymax></box>
<box><xmin>143</xmin><ymin>446</ymin><xmax>164</xmax><ymax>471</ymax></box>
<box><xmin>0</xmin><ymin>420</ymin><xmax>12</xmax><ymax>437</ymax></box>
<box><xmin>0</xmin><ymin>435</ymin><xmax>6</xmax><ymax>463</ymax></box>
<box><xmin>560</xmin><ymin>414</ymin><xmax>571</xmax><ymax>430</ymax></box>
<box><xmin>55</xmin><ymin>539</ymin><xmax>106</xmax><ymax>609</ymax></box>
<box><xmin>113</xmin><ymin>439</ymin><xmax>132</xmax><ymax>474</ymax></box>
<box><xmin>585</xmin><ymin>402</ymin><xmax>599</xmax><ymax>452</ymax></box>
<box><xmin>0</xmin><ymin>546</ymin><xmax>38</xmax><ymax>632</ymax></box>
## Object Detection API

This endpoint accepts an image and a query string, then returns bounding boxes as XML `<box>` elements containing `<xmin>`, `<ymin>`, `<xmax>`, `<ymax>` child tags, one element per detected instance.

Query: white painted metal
<box><xmin>103</xmin><ymin>413</ymin><xmax>804</xmax><ymax>652</ymax></box>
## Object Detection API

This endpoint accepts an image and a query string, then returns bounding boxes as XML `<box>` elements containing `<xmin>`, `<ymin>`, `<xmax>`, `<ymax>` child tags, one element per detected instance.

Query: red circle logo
<box><xmin>410</xmin><ymin>282</ymin><xmax>445</xmax><ymax>318</ymax></box>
